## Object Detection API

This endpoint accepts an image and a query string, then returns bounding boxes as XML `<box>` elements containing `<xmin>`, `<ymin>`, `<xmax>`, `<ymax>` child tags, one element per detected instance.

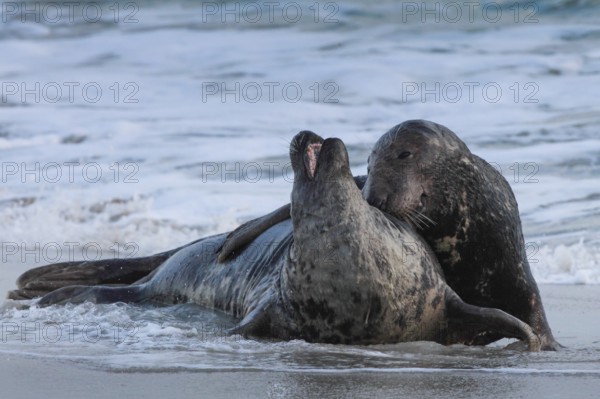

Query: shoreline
<box><xmin>2</xmin><ymin>357</ymin><xmax>600</xmax><ymax>399</ymax></box>
<box><xmin>1</xmin><ymin>284</ymin><xmax>599</xmax><ymax>398</ymax></box>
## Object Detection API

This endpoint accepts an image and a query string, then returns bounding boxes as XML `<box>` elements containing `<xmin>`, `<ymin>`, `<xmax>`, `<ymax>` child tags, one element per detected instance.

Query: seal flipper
<box><xmin>226</xmin><ymin>298</ymin><xmax>280</xmax><ymax>338</ymax></box>
<box><xmin>8</xmin><ymin>249</ymin><xmax>178</xmax><ymax>300</ymax></box>
<box><xmin>444</xmin><ymin>288</ymin><xmax>541</xmax><ymax>351</ymax></box>
<box><xmin>36</xmin><ymin>284</ymin><xmax>146</xmax><ymax>307</ymax></box>
<box><xmin>217</xmin><ymin>204</ymin><xmax>291</xmax><ymax>263</ymax></box>
<box><xmin>217</xmin><ymin>175</ymin><xmax>367</xmax><ymax>263</ymax></box>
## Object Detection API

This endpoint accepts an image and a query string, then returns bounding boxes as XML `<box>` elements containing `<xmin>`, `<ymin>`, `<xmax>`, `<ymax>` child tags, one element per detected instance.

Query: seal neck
<box><xmin>291</xmin><ymin>175</ymin><xmax>366</xmax><ymax>226</ymax></box>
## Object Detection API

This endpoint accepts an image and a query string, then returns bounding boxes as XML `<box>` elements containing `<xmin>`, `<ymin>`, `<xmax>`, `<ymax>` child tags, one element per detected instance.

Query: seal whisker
<box><xmin>411</xmin><ymin>210</ymin><xmax>436</xmax><ymax>228</ymax></box>
<box><xmin>403</xmin><ymin>211</ymin><xmax>425</xmax><ymax>229</ymax></box>
<box><xmin>400</xmin><ymin>211</ymin><xmax>417</xmax><ymax>228</ymax></box>
<box><xmin>406</xmin><ymin>213</ymin><xmax>423</xmax><ymax>228</ymax></box>
<box><xmin>289</xmin><ymin>135</ymin><xmax>301</xmax><ymax>155</ymax></box>
<box><xmin>414</xmin><ymin>210</ymin><xmax>436</xmax><ymax>226</ymax></box>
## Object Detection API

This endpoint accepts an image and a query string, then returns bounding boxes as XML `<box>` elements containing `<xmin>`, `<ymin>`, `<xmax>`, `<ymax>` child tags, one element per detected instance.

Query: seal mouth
<box><xmin>304</xmin><ymin>143</ymin><xmax>322</xmax><ymax>179</ymax></box>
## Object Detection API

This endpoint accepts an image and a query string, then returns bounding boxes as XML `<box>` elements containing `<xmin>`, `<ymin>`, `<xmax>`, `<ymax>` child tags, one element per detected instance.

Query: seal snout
<box><xmin>290</xmin><ymin>131</ymin><xmax>324</xmax><ymax>180</ymax></box>
<box><xmin>303</xmin><ymin>138</ymin><xmax>348</xmax><ymax>180</ymax></box>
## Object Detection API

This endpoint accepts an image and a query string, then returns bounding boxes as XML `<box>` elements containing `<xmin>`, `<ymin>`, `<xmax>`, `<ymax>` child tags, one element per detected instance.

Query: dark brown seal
<box><xmin>362</xmin><ymin>120</ymin><xmax>558</xmax><ymax>350</ymax></box>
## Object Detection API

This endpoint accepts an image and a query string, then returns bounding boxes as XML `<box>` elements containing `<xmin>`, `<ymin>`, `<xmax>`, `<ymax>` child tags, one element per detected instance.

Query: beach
<box><xmin>1</xmin><ymin>284</ymin><xmax>599</xmax><ymax>399</ymax></box>
<box><xmin>1</xmin><ymin>356</ymin><xmax>599</xmax><ymax>399</ymax></box>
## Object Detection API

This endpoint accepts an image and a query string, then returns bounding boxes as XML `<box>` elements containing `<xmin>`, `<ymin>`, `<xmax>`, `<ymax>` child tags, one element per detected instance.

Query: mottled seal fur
<box><xmin>214</xmin><ymin>121</ymin><xmax>559</xmax><ymax>350</ymax></box>
<box><xmin>362</xmin><ymin>120</ymin><xmax>558</xmax><ymax>350</ymax></box>
<box><xmin>22</xmin><ymin>132</ymin><xmax>540</xmax><ymax>348</ymax></box>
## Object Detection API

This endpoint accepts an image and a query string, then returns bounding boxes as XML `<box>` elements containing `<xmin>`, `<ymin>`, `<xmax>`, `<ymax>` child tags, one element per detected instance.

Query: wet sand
<box><xmin>1</xmin><ymin>284</ymin><xmax>599</xmax><ymax>399</ymax></box>
<box><xmin>1</xmin><ymin>355</ymin><xmax>599</xmax><ymax>399</ymax></box>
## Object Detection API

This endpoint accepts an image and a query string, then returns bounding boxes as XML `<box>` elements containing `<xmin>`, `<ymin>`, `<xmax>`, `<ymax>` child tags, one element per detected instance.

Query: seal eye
<box><xmin>398</xmin><ymin>151</ymin><xmax>411</xmax><ymax>160</ymax></box>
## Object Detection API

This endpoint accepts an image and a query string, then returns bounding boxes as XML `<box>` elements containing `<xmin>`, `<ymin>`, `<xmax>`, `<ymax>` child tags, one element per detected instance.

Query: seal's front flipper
<box><xmin>9</xmin><ymin>250</ymin><xmax>176</xmax><ymax>300</ymax></box>
<box><xmin>217</xmin><ymin>204</ymin><xmax>291</xmax><ymax>263</ymax></box>
<box><xmin>226</xmin><ymin>298</ymin><xmax>277</xmax><ymax>338</ymax></box>
<box><xmin>37</xmin><ymin>284</ymin><xmax>145</xmax><ymax>307</ymax></box>
<box><xmin>444</xmin><ymin>288</ymin><xmax>541</xmax><ymax>351</ymax></box>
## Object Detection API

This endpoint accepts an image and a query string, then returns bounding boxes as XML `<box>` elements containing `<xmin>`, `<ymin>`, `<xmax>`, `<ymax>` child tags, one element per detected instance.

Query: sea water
<box><xmin>1</xmin><ymin>0</ymin><xmax>599</xmax><ymax>372</ymax></box>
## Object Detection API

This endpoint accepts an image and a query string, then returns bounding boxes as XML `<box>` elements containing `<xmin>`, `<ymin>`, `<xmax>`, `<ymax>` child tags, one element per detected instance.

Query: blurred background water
<box><xmin>3</xmin><ymin>0</ymin><xmax>599</xmax><ymax>284</ymax></box>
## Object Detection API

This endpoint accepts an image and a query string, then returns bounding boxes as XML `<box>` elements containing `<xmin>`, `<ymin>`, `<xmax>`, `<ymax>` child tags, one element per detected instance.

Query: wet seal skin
<box><xmin>214</xmin><ymin>120</ymin><xmax>559</xmax><ymax>350</ymax></box>
<box><xmin>282</xmin><ymin>133</ymin><xmax>540</xmax><ymax>348</ymax></box>
<box><xmin>362</xmin><ymin>120</ymin><xmax>559</xmax><ymax>350</ymax></box>
<box><xmin>19</xmin><ymin>132</ymin><xmax>540</xmax><ymax>349</ymax></box>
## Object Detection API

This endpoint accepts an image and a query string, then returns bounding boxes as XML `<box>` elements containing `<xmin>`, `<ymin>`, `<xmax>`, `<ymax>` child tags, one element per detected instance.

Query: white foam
<box><xmin>533</xmin><ymin>240</ymin><xmax>600</xmax><ymax>285</ymax></box>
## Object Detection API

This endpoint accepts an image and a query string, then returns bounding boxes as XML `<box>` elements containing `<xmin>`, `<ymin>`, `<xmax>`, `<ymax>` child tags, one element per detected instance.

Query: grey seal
<box><xmin>362</xmin><ymin>120</ymin><xmax>558</xmax><ymax>350</ymax></box>
<box><xmin>213</xmin><ymin>121</ymin><xmax>559</xmax><ymax>350</ymax></box>
<box><xmin>26</xmin><ymin>132</ymin><xmax>540</xmax><ymax>348</ymax></box>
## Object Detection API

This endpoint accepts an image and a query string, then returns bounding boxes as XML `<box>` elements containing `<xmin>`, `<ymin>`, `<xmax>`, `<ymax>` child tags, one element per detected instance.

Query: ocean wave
<box><xmin>533</xmin><ymin>240</ymin><xmax>600</xmax><ymax>284</ymax></box>
<box><xmin>0</xmin><ymin>194</ymin><xmax>208</xmax><ymax>259</ymax></box>
<box><xmin>2</xmin><ymin>192</ymin><xmax>600</xmax><ymax>285</ymax></box>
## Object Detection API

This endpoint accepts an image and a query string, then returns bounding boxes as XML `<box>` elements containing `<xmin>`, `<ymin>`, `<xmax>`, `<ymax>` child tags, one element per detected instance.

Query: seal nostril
<box><xmin>419</xmin><ymin>192</ymin><xmax>427</xmax><ymax>210</ymax></box>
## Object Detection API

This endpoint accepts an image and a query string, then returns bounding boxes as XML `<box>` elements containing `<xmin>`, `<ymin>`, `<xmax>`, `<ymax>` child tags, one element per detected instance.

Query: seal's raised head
<box><xmin>363</xmin><ymin>119</ymin><xmax>471</xmax><ymax>230</ymax></box>
<box><xmin>290</xmin><ymin>131</ymin><xmax>352</xmax><ymax>182</ymax></box>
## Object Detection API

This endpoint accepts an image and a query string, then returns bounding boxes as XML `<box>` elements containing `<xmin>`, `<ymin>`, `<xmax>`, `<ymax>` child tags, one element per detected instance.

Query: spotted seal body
<box><xmin>211</xmin><ymin>121</ymin><xmax>559</xmax><ymax>350</ymax></box>
<box><xmin>27</xmin><ymin>132</ymin><xmax>540</xmax><ymax>349</ymax></box>
<box><xmin>362</xmin><ymin>120</ymin><xmax>558</xmax><ymax>350</ymax></box>
<box><xmin>284</xmin><ymin>135</ymin><xmax>449</xmax><ymax>343</ymax></box>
